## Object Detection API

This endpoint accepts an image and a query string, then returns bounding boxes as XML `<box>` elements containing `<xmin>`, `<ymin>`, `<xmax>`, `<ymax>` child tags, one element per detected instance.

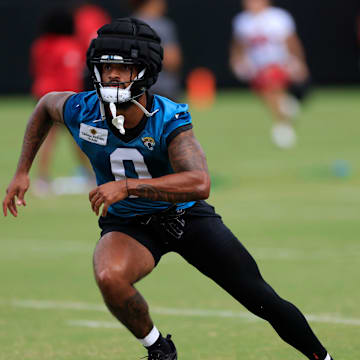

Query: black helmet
<box><xmin>86</xmin><ymin>17</ymin><xmax>163</xmax><ymax>96</ymax></box>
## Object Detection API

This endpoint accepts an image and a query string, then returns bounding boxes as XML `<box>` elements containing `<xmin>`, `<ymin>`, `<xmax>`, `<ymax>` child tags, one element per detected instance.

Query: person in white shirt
<box><xmin>230</xmin><ymin>0</ymin><xmax>309</xmax><ymax>148</ymax></box>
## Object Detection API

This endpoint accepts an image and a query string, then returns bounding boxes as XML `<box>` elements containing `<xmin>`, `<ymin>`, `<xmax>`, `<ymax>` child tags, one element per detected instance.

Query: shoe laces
<box><xmin>141</xmin><ymin>335</ymin><xmax>174</xmax><ymax>360</ymax></box>
<box><xmin>143</xmin><ymin>350</ymin><xmax>166</xmax><ymax>360</ymax></box>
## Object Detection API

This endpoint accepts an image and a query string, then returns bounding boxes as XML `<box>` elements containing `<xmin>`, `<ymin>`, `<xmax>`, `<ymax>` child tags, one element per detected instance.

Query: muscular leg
<box><xmin>178</xmin><ymin>217</ymin><xmax>328</xmax><ymax>360</ymax></box>
<box><xmin>260</xmin><ymin>88</ymin><xmax>290</xmax><ymax>123</ymax></box>
<box><xmin>258</xmin><ymin>88</ymin><xmax>297</xmax><ymax>148</ymax></box>
<box><xmin>93</xmin><ymin>231</ymin><xmax>155</xmax><ymax>338</ymax></box>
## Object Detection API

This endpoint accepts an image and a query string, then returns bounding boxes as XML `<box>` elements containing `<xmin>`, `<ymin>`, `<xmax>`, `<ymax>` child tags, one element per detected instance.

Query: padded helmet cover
<box><xmin>86</xmin><ymin>17</ymin><xmax>163</xmax><ymax>89</ymax></box>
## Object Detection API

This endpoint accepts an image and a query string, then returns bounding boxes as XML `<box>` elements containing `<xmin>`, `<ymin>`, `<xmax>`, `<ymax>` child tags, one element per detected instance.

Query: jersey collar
<box><xmin>105</xmin><ymin>92</ymin><xmax>154</xmax><ymax>143</ymax></box>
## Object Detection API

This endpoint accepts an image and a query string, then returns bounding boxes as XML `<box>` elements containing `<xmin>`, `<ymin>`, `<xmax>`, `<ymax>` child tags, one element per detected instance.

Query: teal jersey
<box><xmin>63</xmin><ymin>91</ymin><xmax>195</xmax><ymax>217</ymax></box>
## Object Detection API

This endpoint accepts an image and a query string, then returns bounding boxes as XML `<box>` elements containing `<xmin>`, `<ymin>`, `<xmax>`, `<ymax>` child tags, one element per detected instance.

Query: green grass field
<box><xmin>0</xmin><ymin>89</ymin><xmax>359</xmax><ymax>359</ymax></box>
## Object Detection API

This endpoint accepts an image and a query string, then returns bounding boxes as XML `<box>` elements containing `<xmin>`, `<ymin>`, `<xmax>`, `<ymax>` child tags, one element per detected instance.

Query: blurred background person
<box><xmin>30</xmin><ymin>7</ymin><xmax>83</xmax><ymax>109</ymax></box>
<box><xmin>357</xmin><ymin>12</ymin><xmax>360</xmax><ymax>71</ymax></box>
<box><xmin>230</xmin><ymin>0</ymin><xmax>310</xmax><ymax>149</ymax></box>
<box><xmin>30</xmin><ymin>5</ymin><xmax>110</xmax><ymax>196</ymax></box>
<box><xmin>73</xmin><ymin>1</ymin><xmax>111</xmax><ymax>90</ymax></box>
<box><xmin>30</xmin><ymin>6</ymin><xmax>89</xmax><ymax>196</ymax></box>
<box><xmin>130</xmin><ymin>0</ymin><xmax>183</xmax><ymax>101</ymax></box>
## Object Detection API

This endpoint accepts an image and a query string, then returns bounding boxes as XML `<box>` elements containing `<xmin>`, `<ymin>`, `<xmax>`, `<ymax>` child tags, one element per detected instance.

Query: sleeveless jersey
<box><xmin>63</xmin><ymin>91</ymin><xmax>195</xmax><ymax>217</ymax></box>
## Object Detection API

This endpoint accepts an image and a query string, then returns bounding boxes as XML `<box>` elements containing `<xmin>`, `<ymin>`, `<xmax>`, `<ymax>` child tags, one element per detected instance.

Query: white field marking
<box><xmin>67</xmin><ymin>320</ymin><xmax>124</xmax><ymax>329</ymax></box>
<box><xmin>12</xmin><ymin>299</ymin><xmax>106</xmax><ymax>312</ymax></box>
<box><xmin>2</xmin><ymin>240</ymin><xmax>359</xmax><ymax>261</ymax></box>
<box><xmin>251</xmin><ymin>246</ymin><xmax>360</xmax><ymax>261</ymax></box>
<box><xmin>9</xmin><ymin>299</ymin><xmax>360</xmax><ymax>326</ymax></box>
<box><xmin>159</xmin><ymin>247</ymin><xmax>360</xmax><ymax>263</ymax></box>
<box><xmin>1</xmin><ymin>239</ymin><xmax>92</xmax><ymax>258</ymax></box>
<box><xmin>151</xmin><ymin>306</ymin><xmax>256</xmax><ymax>321</ymax></box>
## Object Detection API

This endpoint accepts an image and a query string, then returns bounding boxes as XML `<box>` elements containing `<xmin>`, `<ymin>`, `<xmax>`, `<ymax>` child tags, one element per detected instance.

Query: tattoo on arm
<box><xmin>16</xmin><ymin>92</ymin><xmax>73</xmax><ymax>174</ymax></box>
<box><xmin>17</xmin><ymin>104</ymin><xmax>53</xmax><ymax>173</ymax></box>
<box><xmin>168</xmin><ymin>129</ymin><xmax>208</xmax><ymax>173</ymax></box>
<box><xmin>133</xmin><ymin>130</ymin><xmax>209</xmax><ymax>202</ymax></box>
<box><xmin>24</xmin><ymin>110</ymin><xmax>52</xmax><ymax>148</ymax></box>
<box><xmin>135</xmin><ymin>185</ymin><xmax>199</xmax><ymax>203</ymax></box>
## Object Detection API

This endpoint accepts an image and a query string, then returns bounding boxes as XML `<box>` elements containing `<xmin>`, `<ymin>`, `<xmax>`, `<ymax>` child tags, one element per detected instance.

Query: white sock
<box><xmin>139</xmin><ymin>326</ymin><xmax>160</xmax><ymax>347</ymax></box>
<box><xmin>324</xmin><ymin>354</ymin><xmax>331</xmax><ymax>360</ymax></box>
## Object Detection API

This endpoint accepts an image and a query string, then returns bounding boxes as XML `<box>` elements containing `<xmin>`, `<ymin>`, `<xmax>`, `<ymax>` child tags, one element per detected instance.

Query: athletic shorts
<box><xmin>98</xmin><ymin>200</ymin><xmax>223</xmax><ymax>265</ymax></box>
<box><xmin>251</xmin><ymin>64</ymin><xmax>290</xmax><ymax>92</ymax></box>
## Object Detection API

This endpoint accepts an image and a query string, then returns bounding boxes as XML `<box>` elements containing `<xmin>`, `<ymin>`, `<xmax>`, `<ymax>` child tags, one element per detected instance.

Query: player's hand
<box><xmin>2</xmin><ymin>173</ymin><xmax>30</xmax><ymax>217</ymax></box>
<box><xmin>89</xmin><ymin>181</ymin><xmax>128</xmax><ymax>217</ymax></box>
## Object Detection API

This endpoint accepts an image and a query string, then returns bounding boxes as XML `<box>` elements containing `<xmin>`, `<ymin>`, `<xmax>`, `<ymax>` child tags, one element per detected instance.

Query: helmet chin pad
<box><xmin>94</xmin><ymin>65</ymin><xmax>146</xmax><ymax>104</ymax></box>
<box><xmin>100</xmin><ymin>86</ymin><xmax>132</xmax><ymax>103</ymax></box>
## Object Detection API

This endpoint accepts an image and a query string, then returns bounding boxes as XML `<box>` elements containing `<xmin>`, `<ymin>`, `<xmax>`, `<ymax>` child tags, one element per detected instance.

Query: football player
<box><xmin>3</xmin><ymin>18</ymin><xmax>333</xmax><ymax>360</ymax></box>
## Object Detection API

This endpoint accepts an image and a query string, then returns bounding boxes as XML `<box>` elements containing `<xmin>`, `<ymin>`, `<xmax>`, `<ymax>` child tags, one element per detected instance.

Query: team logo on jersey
<box><xmin>142</xmin><ymin>137</ymin><xmax>155</xmax><ymax>151</ymax></box>
<box><xmin>90</xmin><ymin>129</ymin><xmax>97</xmax><ymax>135</ymax></box>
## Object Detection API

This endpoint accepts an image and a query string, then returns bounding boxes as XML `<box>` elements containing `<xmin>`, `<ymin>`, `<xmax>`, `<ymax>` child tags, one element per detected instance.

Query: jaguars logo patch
<box><xmin>142</xmin><ymin>137</ymin><xmax>155</xmax><ymax>151</ymax></box>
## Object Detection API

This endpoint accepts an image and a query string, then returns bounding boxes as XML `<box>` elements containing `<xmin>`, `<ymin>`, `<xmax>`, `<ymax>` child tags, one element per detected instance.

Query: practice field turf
<box><xmin>0</xmin><ymin>89</ymin><xmax>359</xmax><ymax>359</ymax></box>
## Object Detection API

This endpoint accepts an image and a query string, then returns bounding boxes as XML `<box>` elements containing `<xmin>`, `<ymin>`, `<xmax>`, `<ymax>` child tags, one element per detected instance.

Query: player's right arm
<box><xmin>2</xmin><ymin>91</ymin><xmax>74</xmax><ymax>217</ymax></box>
<box><xmin>229</xmin><ymin>39</ymin><xmax>255</xmax><ymax>81</ymax></box>
<box><xmin>229</xmin><ymin>39</ymin><xmax>244</xmax><ymax>72</ymax></box>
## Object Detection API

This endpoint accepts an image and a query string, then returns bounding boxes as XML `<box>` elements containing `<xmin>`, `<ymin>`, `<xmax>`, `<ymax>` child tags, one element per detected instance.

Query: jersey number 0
<box><xmin>110</xmin><ymin>148</ymin><xmax>152</xmax><ymax>181</ymax></box>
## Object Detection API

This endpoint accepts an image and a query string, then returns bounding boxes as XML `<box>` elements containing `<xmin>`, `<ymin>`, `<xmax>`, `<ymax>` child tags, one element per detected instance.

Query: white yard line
<box><xmin>9</xmin><ymin>299</ymin><xmax>360</xmax><ymax>326</ymax></box>
<box><xmin>2</xmin><ymin>240</ymin><xmax>359</xmax><ymax>261</ymax></box>
<box><xmin>3</xmin><ymin>242</ymin><xmax>359</xmax><ymax>261</ymax></box>
<box><xmin>67</xmin><ymin>320</ymin><xmax>124</xmax><ymax>329</ymax></box>
<box><xmin>12</xmin><ymin>299</ymin><xmax>106</xmax><ymax>312</ymax></box>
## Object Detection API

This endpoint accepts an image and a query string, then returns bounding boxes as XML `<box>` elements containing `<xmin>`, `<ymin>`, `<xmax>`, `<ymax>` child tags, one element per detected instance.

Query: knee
<box><xmin>95</xmin><ymin>265</ymin><xmax>130</xmax><ymax>296</ymax></box>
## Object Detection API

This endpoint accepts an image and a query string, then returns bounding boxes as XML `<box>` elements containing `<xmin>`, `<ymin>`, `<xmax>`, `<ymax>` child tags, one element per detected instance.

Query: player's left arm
<box><xmin>89</xmin><ymin>129</ymin><xmax>211</xmax><ymax>216</ymax></box>
<box><xmin>163</xmin><ymin>43</ymin><xmax>182</xmax><ymax>72</ymax></box>
<box><xmin>286</xmin><ymin>33</ymin><xmax>307</xmax><ymax>62</ymax></box>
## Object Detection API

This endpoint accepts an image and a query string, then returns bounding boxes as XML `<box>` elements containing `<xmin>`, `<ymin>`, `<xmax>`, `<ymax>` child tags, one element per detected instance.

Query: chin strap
<box><xmin>109</xmin><ymin>100</ymin><xmax>159</xmax><ymax>135</ymax></box>
<box><xmin>131</xmin><ymin>99</ymin><xmax>159</xmax><ymax>118</ymax></box>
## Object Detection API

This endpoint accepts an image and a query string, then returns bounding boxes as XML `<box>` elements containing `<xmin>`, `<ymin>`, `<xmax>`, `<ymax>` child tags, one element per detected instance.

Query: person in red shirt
<box><xmin>74</xmin><ymin>3</ymin><xmax>111</xmax><ymax>55</ymax></box>
<box><xmin>30</xmin><ymin>8</ymin><xmax>83</xmax><ymax>98</ymax></box>
<box><xmin>73</xmin><ymin>2</ymin><xmax>111</xmax><ymax>91</ymax></box>
<box><xmin>30</xmin><ymin>7</ymin><xmax>91</xmax><ymax>195</ymax></box>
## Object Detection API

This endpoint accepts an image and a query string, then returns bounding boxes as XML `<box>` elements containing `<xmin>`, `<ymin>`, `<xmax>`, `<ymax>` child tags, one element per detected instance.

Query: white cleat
<box><xmin>271</xmin><ymin>123</ymin><xmax>297</xmax><ymax>149</ymax></box>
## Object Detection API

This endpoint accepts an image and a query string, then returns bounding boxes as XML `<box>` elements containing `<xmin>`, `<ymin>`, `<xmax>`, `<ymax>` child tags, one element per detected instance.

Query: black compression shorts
<box><xmin>98</xmin><ymin>200</ymin><xmax>221</xmax><ymax>265</ymax></box>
